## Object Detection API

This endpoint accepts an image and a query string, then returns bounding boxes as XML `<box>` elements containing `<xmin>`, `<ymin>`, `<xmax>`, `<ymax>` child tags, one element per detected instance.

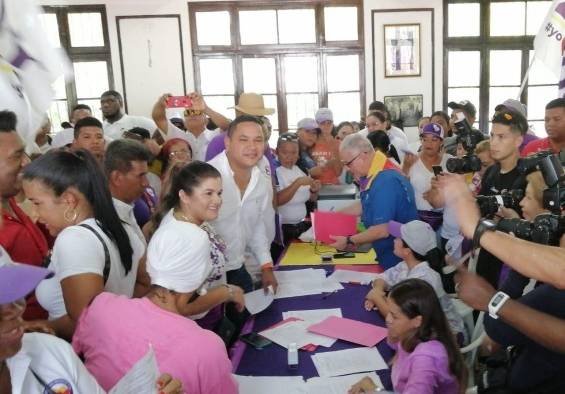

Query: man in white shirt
<box><xmin>208</xmin><ymin>115</ymin><xmax>278</xmax><ymax>295</ymax></box>
<box><xmin>152</xmin><ymin>93</ymin><xmax>230</xmax><ymax>161</ymax></box>
<box><xmin>101</xmin><ymin>90</ymin><xmax>156</xmax><ymax>140</ymax></box>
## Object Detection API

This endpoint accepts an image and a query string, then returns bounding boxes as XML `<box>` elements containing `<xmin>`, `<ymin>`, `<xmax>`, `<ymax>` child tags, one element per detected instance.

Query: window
<box><xmin>189</xmin><ymin>0</ymin><xmax>364</xmax><ymax>144</ymax></box>
<box><xmin>41</xmin><ymin>5</ymin><xmax>112</xmax><ymax>128</ymax></box>
<box><xmin>444</xmin><ymin>0</ymin><xmax>556</xmax><ymax>135</ymax></box>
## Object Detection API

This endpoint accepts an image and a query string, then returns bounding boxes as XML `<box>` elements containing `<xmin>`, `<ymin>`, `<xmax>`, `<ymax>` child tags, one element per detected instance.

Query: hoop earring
<box><xmin>63</xmin><ymin>206</ymin><xmax>78</xmax><ymax>223</ymax></box>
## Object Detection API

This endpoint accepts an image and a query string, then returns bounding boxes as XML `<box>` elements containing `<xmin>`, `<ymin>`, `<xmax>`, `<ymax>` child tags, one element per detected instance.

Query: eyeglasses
<box><xmin>184</xmin><ymin>109</ymin><xmax>204</xmax><ymax>117</ymax></box>
<box><xmin>341</xmin><ymin>151</ymin><xmax>365</xmax><ymax>167</ymax></box>
<box><xmin>278</xmin><ymin>133</ymin><xmax>298</xmax><ymax>143</ymax></box>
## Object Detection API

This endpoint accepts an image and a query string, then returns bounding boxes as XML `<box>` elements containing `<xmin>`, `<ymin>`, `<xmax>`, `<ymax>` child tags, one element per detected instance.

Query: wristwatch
<box><xmin>346</xmin><ymin>236</ymin><xmax>356</xmax><ymax>248</ymax></box>
<box><xmin>488</xmin><ymin>291</ymin><xmax>510</xmax><ymax>319</ymax></box>
<box><xmin>472</xmin><ymin>219</ymin><xmax>497</xmax><ymax>250</ymax></box>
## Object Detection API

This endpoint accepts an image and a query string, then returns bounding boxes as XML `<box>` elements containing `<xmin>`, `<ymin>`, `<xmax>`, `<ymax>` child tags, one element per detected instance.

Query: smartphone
<box><xmin>432</xmin><ymin>165</ymin><xmax>443</xmax><ymax>177</ymax></box>
<box><xmin>166</xmin><ymin>96</ymin><xmax>192</xmax><ymax>108</ymax></box>
<box><xmin>240</xmin><ymin>332</ymin><xmax>272</xmax><ymax>350</ymax></box>
<box><xmin>334</xmin><ymin>251</ymin><xmax>355</xmax><ymax>259</ymax></box>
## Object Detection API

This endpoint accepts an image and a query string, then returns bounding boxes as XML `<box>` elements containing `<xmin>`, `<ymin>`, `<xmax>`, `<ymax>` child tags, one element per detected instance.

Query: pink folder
<box><xmin>307</xmin><ymin>316</ymin><xmax>388</xmax><ymax>347</ymax></box>
<box><xmin>312</xmin><ymin>210</ymin><xmax>357</xmax><ymax>245</ymax></box>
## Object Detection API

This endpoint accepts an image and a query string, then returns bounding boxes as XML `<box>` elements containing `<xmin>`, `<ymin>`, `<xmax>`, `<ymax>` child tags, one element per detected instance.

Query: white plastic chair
<box><xmin>460</xmin><ymin>311</ymin><xmax>486</xmax><ymax>388</ymax></box>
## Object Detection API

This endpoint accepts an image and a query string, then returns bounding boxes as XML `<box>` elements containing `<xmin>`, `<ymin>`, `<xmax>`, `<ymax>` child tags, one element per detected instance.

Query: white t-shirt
<box><xmin>409</xmin><ymin>153</ymin><xmax>452</xmax><ymax>211</ymax></box>
<box><xmin>276</xmin><ymin>165</ymin><xmax>311</xmax><ymax>225</ymax></box>
<box><xmin>7</xmin><ymin>333</ymin><xmax>105</xmax><ymax>394</ymax></box>
<box><xmin>36</xmin><ymin>218</ymin><xmax>143</xmax><ymax>320</ymax></box>
<box><xmin>161</xmin><ymin>120</ymin><xmax>220</xmax><ymax>162</ymax></box>
<box><xmin>103</xmin><ymin>114</ymin><xmax>157</xmax><ymax>140</ymax></box>
<box><xmin>377</xmin><ymin>261</ymin><xmax>465</xmax><ymax>336</ymax></box>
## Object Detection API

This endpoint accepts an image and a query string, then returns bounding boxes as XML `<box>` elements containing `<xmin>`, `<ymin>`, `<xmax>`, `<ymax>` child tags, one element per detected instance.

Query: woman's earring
<box><xmin>63</xmin><ymin>206</ymin><xmax>78</xmax><ymax>223</ymax></box>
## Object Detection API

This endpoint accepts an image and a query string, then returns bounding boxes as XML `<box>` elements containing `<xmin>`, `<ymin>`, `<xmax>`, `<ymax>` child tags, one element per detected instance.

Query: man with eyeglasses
<box><xmin>100</xmin><ymin>90</ymin><xmax>157</xmax><ymax>141</ymax></box>
<box><xmin>329</xmin><ymin>134</ymin><xmax>417</xmax><ymax>269</ymax></box>
<box><xmin>152</xmin><ymin>93</ymin><xmax>230</xmax><ymax>162</ymax></box>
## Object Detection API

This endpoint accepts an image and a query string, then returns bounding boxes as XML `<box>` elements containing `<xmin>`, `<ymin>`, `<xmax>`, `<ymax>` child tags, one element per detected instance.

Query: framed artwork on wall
<box><xmin>383</xmin><ymin>94</ymin><xmax>423</xmax><ymax>128</ymax></box>
<box><xmin>383</xmin><ymin>24</ymin><xmax>421</xmax><ymax>78</ymax></box>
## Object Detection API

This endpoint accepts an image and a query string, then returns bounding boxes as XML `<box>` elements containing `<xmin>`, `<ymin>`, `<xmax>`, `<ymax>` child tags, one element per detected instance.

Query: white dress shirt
<box><xmin>161</xmin><ymin>120</ymin><xmax>220</xmax><ymax>162</ymax></box>
<box><xmin>103</xmin><ymin>114</ymin><xmax>157</xmax><ymax>140</ymax></box>
<box><xmin>208</xmin><ymin>151</ymin><xmax>273</xmax><ymax>272</ymax></box>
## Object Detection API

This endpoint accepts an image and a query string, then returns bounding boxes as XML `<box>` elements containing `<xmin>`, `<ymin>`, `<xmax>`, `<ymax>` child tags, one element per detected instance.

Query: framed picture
<box><xmin>384</xmin><ymin>95</ymin><xmax>423</xmax><ymax>128</ymax></box>
<box><xmin>383</xmin><ymin>24</ymin><xmax>421</xmax><ymax>78</ymax></box>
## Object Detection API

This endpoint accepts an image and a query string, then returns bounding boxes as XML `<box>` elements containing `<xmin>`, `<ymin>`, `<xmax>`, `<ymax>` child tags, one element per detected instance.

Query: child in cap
<box><xmin>364</xmin><ymin>220</ymin><xmax>465</xmax><ymax>341</ymax></box>
<box><xmin>275</xmin><ymin>133</ymin><xmax>321</xmax><ymax>244</ymax></box>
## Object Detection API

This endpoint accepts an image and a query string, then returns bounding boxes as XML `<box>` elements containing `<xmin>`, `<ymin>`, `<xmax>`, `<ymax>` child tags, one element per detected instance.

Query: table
<box><xmin>233</xmin><ymin>265</ymin><xmax>394</xmax><ymax>391</ymax></box>
<box><xmin>279</xmin><ymin>242</ymin><xmax>378</xmax><ymax>266</ymax></box>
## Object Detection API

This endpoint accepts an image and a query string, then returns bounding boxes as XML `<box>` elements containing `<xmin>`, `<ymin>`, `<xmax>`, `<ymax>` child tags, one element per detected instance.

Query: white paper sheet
<box><xmin>244</xmin><ymin>287</ymin><xmax>275</xmax><ymax>315</ymax></box>
<box><xmin>305</xmin><ymin>372</ymin><xmax>384</xmax><ymax>394</ymax></box>
<box><xmin>233</xmin><ymin>375</ymin><xmax>307</xmax><ymax>394</ymax></box>
<box><xmin>274</xmin><ymin>269</ymin><xmax>344</xmax><ymax>299</ymax></box>
<box><xmin>282</xmin><ymin>308</ymin><xmax>342</xmax><ymax>324</ymax></box>
<box><xmin>109</xmin><ymin>347</ymin><xmax>160</xmax><ymax>394</ymax></box>
<box><xmin>260</xmin><ymin>319</ymin><xmax>337</xmax><ymax>348</ymax></box>
<box><xmin>311</xmin><ymin>347</ymin><xmax>388</xmax><ymax>378</ymax></box>
<box><xmin>328</xmin><ymin>270</ymin><xmax>377</xmax><ymax>285</ymax></box>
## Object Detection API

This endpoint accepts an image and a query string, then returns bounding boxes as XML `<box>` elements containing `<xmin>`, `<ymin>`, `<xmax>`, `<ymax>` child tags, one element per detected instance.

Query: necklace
<box><xmin>174</xmin><ymin>209</ymin><xmax>193</xmax><ymax>224</ymax></box>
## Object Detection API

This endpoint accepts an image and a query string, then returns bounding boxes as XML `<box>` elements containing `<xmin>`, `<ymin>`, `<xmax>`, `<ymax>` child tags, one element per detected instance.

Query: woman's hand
<box><xmin>364</xmin><ymin>288</ymin><xmax>385</xmax><ymax>311</ymax></box>
<box><xmin>230</xmin><ymin>285</ymin><xmax>246</xmax><ymax>313</ymax></box>
<box><xmin>156</xmin><ymin>373</ymin><xmax>183</xmax><ymax>394</ymax></box>
<box><xmin>348</xmin><ymin>376</ymin><xmax>378</xmax><ymax>393</ymax></box>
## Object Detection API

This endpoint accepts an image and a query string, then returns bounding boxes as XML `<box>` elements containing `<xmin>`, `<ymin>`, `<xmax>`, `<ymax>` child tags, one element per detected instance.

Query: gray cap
<box><xmin>388</xmin><ymin>220</ymin><xmax>437</xmax><ymax>256</ymax></box>
<box><xmin>315</xmin><ymin>108</ymin><xmax>333</xmax><ymax>123</ymax></box>
<box><xmin>297</xmin><ymin>117</ymin><xmax>319</xmax><ymax>131</ymax></box>
<box><xmin>494</xmin><ymin>99</ymin><xmax>527</xmax><ymax>118</ymax></box>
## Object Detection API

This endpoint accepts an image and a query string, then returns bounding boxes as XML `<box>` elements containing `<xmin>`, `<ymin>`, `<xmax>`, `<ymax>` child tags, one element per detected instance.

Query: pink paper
<box><xmin>307</xmin><ymin>316</ymin><xmax>388</xmax><ymax>347</ymax></box>
<box><xmin>335</xmin><ymin>265</ymin><xmax>384</xmax><ymax>274</ymax></box>
<box><xmin>312</xmin><ymin>210</ymin><xmax>357</xmax><ymax>245</ymax></box>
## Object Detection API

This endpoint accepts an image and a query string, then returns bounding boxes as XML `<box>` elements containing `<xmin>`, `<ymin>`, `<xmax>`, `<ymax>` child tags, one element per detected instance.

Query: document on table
<box><xmin>244</xmin><ymin>287</ymin><xmax>275</xmax><ymax>315</ymax></box>
<box><xmin>109</xmin><ymin>347</ymin><xmax>160</xmax><ymax>394</ymax></box>
<box><xmin>305</xmin><ymin>372</ymin><xmax>384</xmax><ymax>394</ymax></box>
<box><xmin>274</xmin><ymin>269</ymin><xmax>343</xmax><ymax>299</ymax></box>
<box><xmin>282</xmin><ymin>308</ymin><xmax>342</xmax><ymax>324</ymax></box>
<box><xmin>311</xmin><ymin>347</ymin><xmax>388</xmax><ymax>377</ymax></box>
<box><xmin>260</xmin><ymin>319</ymin><xmax>337</xmax><ymax>348</ymax></box>
<box><xmin>328</xmin><ymin>269</ymin><xmax>377</xmax><ymax>285</ymax></box>
<box><xmin>233</xmin><ymin>375</ymin><xmax>306</xmax><ymax>394</ymax></box>
<box><xmin>307</xmin><ymin>316</ymin><xmax>388</xmax><ymax>347</ymax></box>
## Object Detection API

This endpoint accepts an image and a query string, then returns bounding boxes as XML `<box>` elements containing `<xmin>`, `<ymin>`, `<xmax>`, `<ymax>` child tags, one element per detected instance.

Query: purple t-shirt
<box><xmin>390</xmin><ymin>339</ymin><xmax>460</xmax><ymax>394</ymax></box>
<box><xmin>520</xmin><ymin>133</ymin><xmax>539</xmax><ymax>153</ymax></box>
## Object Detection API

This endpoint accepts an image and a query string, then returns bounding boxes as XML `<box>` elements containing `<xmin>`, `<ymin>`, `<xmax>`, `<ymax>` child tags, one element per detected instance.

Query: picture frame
<box><xmin>383</xmin><ymin>94</ymin><xmax>423</xmax><ymax>128</ymax></box>
<box><xmin>383</xmin><ymin>24</ymin><xmax>421</xmax><ymax>78</ymax></box>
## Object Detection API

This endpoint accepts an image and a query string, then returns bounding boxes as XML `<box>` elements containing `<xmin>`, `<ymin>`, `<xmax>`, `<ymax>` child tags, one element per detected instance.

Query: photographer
<box><xmin>475</xmin><ymin>109</ymin><xmax>528</xmax><ymax>288</ymax></box>
<box><xmin>444</xmin><ymin>100</ymin><xmax>483</xmax><ymax>156</ymax></box>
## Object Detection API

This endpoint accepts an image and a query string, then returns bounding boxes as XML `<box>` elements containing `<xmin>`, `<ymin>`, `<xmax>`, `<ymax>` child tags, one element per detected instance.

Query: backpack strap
<box><xmin>78</xmin><ymin>223</ymin><xmax>111</xmax><ymax>285</ymax></box>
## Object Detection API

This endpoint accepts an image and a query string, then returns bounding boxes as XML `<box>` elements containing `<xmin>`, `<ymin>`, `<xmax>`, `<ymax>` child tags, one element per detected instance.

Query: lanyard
<box><xmin>30</xmin><ymin>368</ymin><xmax>58</xmax><ymax>394</ymax></box>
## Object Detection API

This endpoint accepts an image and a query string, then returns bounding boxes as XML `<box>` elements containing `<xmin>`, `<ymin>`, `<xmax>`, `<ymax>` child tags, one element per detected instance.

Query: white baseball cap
<box><xmin>388</xmin><ymin>220</ymin><xmax>437</xmax><ymax>256</ymax></box>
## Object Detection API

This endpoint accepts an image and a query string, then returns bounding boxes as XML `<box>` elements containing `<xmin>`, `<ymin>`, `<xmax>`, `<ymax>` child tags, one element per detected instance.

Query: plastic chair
<box><xmin>460</xmin><ymin>311</ymin><xmax>486</xmax><ymax>388</ymax></box>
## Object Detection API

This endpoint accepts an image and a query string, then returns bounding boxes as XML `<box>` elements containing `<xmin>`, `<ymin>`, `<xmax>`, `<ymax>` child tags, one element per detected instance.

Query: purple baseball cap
<box><xmin>420</xmin><ymin>122</ymin><xmax>444</xmax><ymax>140</ymax></box>
<box><xmin>0</xmin><ymin>264</ymin><xmax>53</xmax><ymax>304</ymax></box>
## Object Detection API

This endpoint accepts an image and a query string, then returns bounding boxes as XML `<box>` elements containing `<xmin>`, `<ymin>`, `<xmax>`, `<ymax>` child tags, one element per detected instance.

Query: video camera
<box><xmin>446</xmin><ymin>113</ymin><xmax>483</xmax><ymax>174</ymax></box>
<box><xmin>496</xmin><ymin>151</ymin><xmax>565</xmax><ymax>245</ymax></box>
<box><xmin>476</xmin><ymin>189</ymin><xmax>524</xmax><ymax>217</ymax></box>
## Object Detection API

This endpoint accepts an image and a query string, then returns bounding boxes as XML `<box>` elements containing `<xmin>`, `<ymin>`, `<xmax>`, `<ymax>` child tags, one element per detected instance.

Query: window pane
<box><xmin>199</xmin><ymin>58</ymin><xmax>234</xmax><ymax>95</ymax></box>
<box><xmin>73</xmin><ymin>61</ymin><xmax>109</xmax><ymax>99</ymax></box>
<box><xmin>78</xmin><ymin>99</ymin><xmax>103</xmax><ymax>121</ymax></box>
<box><xmin>203</xmin><ymin>95</ymin><xmax>235</xmax><ymax>119</ymax></box>
<box><xmin>529</xmin><ymin>50</ymin><xmax>559</xmax><ymax>85</ymax></box>
<box><xmin>489</xmin><ymin>87</ymin><xmax>521</xmax><ymax>118</ymax></box>
<box><xmin>48</xmin><ymin>101</ymin><xmax>69</xmax><ymax>130</ymax></box>
<box><xmin>529</xmin><ymin>121</ymin><xmax>546</xmax><ymax>137</ymax></box>
<box><xmin>284</xmin><ymin>56</ymin><xmax>318</xmax><ymax>93</ymax></box>
<box><xmin>195</xmin><ymin>11</ymin><xmax>231</xmax><ymax>46</ymax></box>
<box><xmin>528</xmin><ymin>85</ymin><xmax>557</xmax><ymax>119</ymax></box>
<box><xmin>263</xmin><ymin>94</ymin><xmax>278</xmax><ymax>132</ymax></box>
<box><xmin>239</xmin><ymin>10</ymin><xmax>277</xmax><ymax>45</ymax></box>
<box><xmin>278</xmin><ymin>9</ymin><xmax>315</xmax><ymax>44</ymax></box>
<box><xmin>324</xmin><ymin>7</ymin><xmax>358</xmax><ymax>41</ymax></box>
<box><xmin>53</xmin><ymin>75</ymin><xmax>67</xmax><ymax>100</ymax></box>
<box><xmin>327</xmin><ymin>55</ymin><xmax>359</xmax><ymax>92</ymax></box>
<box><xmin>286</xmin><ymin>93</ymin><xmax>319</xmax><ymax>130</ymax></box>
<box><xmin>242</xmin><ymin>58</ymin><xmax>277</xmax><ymax>93</ymax></box>
<box><xmin>448</xmin><ymin>4</ymin><xmax>480</xmax><ymax>37</ymax></box>
<box><xmin>39</xmin><ymin>14</ymin><xmax>61</xmax><ymax>47</ymax></box>
<box><xmin>490</xmin><ymin>50</ymin><xmax>522</xmax><ymax>85</ymax></box>
<box><xmin>448</xmin><ymin>51</ymin><xmax>480</xmax><ymax>87</ymax></box>
<box><xmin>490</xmin><ymin>2</ymin><xmax>525</xmax><ymax>36</ymax></box>
<box><xmin>328</xmin><ymin>92</ymin><xmax>361</xmax><ymax>123</ymax></box>
<box><xmin>527</xmin><ymin>1</ymin><xmax>552</xmax><ymax>36</ymax></box>
<box><xmin>447</xmin><ymin>87</ymin><xmax>480</xmax><ymax>121</ymax></box>
<box><xmin>68</xmin><ymin>13</ymin><xmax>104</xmax><ymax>47</ymax></box>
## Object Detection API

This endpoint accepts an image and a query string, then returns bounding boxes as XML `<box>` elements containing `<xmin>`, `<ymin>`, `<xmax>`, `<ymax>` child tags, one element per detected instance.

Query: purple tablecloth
<box><xmin>234</xmin><ymin>265</ymin><xmax>394</xmax><ymax>390</ymax></box>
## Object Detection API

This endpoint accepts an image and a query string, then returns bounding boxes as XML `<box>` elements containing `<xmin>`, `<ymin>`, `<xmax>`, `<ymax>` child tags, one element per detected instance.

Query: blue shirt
<box><xmin>361</xmin><ymin>169</ymin><xmax>418</xmax><ymax>269</ymax></box>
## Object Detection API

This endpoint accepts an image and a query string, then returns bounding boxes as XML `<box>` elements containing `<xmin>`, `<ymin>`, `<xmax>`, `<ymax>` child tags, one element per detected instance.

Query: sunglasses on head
<box><xmin>278</xmin><ymin>133</ymin><xmax>298</xmax><ymax>142</ymax></box>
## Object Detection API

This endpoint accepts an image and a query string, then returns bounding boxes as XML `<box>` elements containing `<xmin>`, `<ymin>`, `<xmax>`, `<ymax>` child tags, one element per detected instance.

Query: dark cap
<box><xmin>491</xmin><ymin>108</ymin><xmax>528</xmax><ymax>135</ymax></box>
<box><xmin>448</xmin><ymin>100</ymin><xmax>477</xmax><ymax>119</ymax></box>
<box><xmin>124</xmin><ymin>127</ymin><xmax>150</xmax><ymax>140</ymax></box>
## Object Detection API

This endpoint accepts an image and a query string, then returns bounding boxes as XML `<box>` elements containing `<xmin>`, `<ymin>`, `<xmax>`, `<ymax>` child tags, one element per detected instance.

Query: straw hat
<box><xmin>231</xmin><ymin>93</ymin><xmax>275</xmax><ymax>116</ymax></box>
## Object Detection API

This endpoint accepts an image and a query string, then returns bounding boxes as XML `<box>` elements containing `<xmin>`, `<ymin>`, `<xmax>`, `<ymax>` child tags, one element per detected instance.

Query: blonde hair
<box><xmin>475</xmin><ymin>140</ymin><xmax>490</xmax><ymax>155</ymax></box>
<box><xmin>526</xmin><ymin>171</ymin><xmax>546</xmax><ymax>205</ymax></box>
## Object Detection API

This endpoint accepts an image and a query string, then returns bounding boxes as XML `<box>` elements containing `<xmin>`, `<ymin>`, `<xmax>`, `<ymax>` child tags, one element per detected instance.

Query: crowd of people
<box><xmin>2</xmin><ymin>87</ymin><xmax>565</xmax><ymax>394</ymax></box>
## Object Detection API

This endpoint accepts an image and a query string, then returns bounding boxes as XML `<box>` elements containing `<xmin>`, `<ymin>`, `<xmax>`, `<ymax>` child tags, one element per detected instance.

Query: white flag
<box><xmin>0</xmin><ymin>0</ymin><xmax>69</xmax><ymax>145</ymax></box>
<box><xmin>533</xmin><ymin>0</ymin><xmax>565</xmax><ymax>78</ymax></box>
